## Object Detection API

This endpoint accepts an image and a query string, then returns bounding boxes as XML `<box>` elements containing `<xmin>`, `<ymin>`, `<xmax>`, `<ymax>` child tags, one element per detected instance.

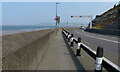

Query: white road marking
<box><xmin>75</xmin><ymin>31</ymin><xmax>120</xmax><ymax>44</ymax></box>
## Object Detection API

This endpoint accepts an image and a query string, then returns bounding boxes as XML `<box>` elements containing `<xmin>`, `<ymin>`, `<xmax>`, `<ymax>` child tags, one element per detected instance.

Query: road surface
<box><xmin>67</xmin><ymin>29</ymin><xmax>119</xmax><ymax>66</ymax></box>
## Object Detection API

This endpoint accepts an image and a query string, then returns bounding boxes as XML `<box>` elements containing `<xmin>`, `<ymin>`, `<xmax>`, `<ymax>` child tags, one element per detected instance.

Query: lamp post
<box><xmin>56</xmin><ymin>3</ymin><xmax>59</xmax><ymax>28</ymax></box>
<box><xmin>67</xmin><ymin>14</ymin><xmax>68</xmax><ymax>27</ymax></box>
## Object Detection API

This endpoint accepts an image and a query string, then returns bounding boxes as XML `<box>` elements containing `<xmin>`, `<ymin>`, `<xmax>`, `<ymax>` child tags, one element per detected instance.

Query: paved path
<box><xmin>37</xmin><ymin>30</ymin><xmax>85</xmax><ymax>70</ymax></box>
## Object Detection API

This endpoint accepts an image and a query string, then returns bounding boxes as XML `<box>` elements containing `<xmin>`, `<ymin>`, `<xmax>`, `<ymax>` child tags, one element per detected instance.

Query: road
<box><xmin>67</xmin><ymin>29</ymin><xmax>119</xmax><ymax>66</ymax></box>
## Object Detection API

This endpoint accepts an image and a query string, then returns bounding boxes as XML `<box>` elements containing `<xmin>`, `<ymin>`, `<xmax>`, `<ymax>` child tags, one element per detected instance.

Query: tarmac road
<box><xmin>67</xmin><ymin>29</ymin><xmax>119</xmax><ymax>66</ymax></box>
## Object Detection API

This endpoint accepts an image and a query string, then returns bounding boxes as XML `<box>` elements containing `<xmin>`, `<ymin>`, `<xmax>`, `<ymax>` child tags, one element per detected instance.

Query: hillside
<box><xmin>92</xmin><ymin>4</ymin><xmax>120</xmax><ymax>30</ymax></box>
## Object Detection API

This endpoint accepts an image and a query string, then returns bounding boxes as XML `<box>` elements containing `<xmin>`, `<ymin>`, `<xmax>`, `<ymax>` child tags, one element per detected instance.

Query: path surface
<box><xmin>37</xmin><ymin>30</ymin><xmax>85</xmax><ymax>70</ymax></box>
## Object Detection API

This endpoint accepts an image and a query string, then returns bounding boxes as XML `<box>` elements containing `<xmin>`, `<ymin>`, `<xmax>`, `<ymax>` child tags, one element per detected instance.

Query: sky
<box><xmin>1</xmin><ymin>2</ymin><xmax>118</xmax><ymax>26</ymax></box>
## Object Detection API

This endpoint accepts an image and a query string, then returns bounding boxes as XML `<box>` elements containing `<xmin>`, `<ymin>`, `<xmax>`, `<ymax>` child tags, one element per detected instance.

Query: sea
<box><xmin>2</xmin><ymin>25</ymin><xmax>56</xmax><ymax>30</ymax></box>
<box><xmin>0</xmin><ymin>25</ymin><xmax>74</xmax><ymax>35</ymax></box>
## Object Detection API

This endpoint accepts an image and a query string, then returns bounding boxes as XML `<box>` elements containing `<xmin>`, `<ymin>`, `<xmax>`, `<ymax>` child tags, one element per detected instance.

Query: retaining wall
<box><xmin>84</xmin><ymin>28</ymin><xmax>120</xmax><ymax>36</ymax></box>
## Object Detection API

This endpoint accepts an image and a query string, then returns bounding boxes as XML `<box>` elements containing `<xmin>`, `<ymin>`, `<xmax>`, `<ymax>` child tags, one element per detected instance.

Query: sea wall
<box><xmin>2</xmin><ymin>29</ymin><xmax>56</xmax><ymax>70</ymax></box>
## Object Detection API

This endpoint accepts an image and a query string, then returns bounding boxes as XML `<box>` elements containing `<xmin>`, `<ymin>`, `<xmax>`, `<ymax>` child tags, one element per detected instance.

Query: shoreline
<box><xmin>1</xmin><ymin>27</ymin><xmax>79</xmax><ymax>36</ymax></box>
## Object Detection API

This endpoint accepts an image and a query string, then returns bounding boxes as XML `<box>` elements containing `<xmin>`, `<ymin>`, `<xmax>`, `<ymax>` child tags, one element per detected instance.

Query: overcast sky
<box><xmin>1</xmin><ymin>2</ymin><xmax>117</xmax><ymax>26</ymax></box>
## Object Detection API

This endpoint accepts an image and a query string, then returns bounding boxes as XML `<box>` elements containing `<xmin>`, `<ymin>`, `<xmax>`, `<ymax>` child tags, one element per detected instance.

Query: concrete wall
<box><xmin>2</xmin><ymin>29</ymin><xmax>56</xmax><ymax>70</ymax></box>
<box><xmin>84</xmin><ymin>28</ymin><xmax>120</xmax><ymax>36</ymax></box>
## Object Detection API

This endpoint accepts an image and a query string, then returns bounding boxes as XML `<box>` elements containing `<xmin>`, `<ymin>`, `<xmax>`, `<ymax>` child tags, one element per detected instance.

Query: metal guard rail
<box><xmin>62</xmin><ymin>29</ymin><xmax>120</xmax><ymax>72</ymax></box>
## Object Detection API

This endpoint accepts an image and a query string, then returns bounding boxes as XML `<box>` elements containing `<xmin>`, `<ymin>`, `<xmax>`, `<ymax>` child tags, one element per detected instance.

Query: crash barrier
<box><xmin>84</xmin><ymin>28</ymin><xmax>120</xmax><ymax>36</ymax></box>
<box><xmin>62</xmin><ymin>29</ymin><xmax>120</xmax><ymax>72</ymax></box>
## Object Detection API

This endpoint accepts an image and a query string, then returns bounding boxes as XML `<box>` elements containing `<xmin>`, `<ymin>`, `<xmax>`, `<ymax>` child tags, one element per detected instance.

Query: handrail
<box><xmin>62</xmin><ymin>29</ymin><xmax>120</xmax><ymax>72</ymax></box>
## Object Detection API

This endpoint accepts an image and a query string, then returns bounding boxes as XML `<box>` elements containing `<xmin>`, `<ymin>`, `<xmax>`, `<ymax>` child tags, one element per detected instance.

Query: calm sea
<box><xmin>0</xmin><ymin>25</ymin><xmax>71</xmax><ymax>35</ymax></box>
<box><xmin>1</xmin><ymin>25</ymin><xmax>76</xmax><ymax>31</ymax></box>
<box><xmin>1</xmin><ymin>25</ymin><xmax>57</xmax><ymax>30</ymax></box>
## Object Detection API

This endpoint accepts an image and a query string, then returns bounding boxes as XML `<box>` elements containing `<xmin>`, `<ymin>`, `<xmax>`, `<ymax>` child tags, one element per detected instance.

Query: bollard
<box><xmin>70</xmin><ymin>34</ymin><xmax>74</xmax><ymax>47</ymax></box>
<box><xmin>67</xmin><ymin>32</ymin><xmax>71</xmax><ymax>42</ymax></box>
<box><xmin>95</xmin><ymin>47</ymin><xmax>103</xmax><ymax>72</ymax></box>
<box><xmin>65</xmin><ymin>32</ymin><xmax>68</xmax><ymax>39</ymax></box>
<box><xmin>62</xmin><ymin>31</ymin><xmax>64</xmax><ymax>35</ymax></box>
<box><xmin>63</xmin><ymin>31</ymin><xmax>66</xmax><ymax>38</ymax></box>
<box><xmin>76</xmin><ymin>37</ymin><xmax>81</xmax><ymax>56</ymax></box>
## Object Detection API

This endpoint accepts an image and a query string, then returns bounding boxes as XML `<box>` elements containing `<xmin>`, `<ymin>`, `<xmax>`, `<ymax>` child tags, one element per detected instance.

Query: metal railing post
<box><xmin>67</xmin><ymin>32</ymin><xmax>71</xmax><ymax>42</ymax></box>
<box><xmin>76</xmin><ymin>37</ymin><xmax>81</xmax><ymax>56</ymax></box>
<box><xmin>95</xmin><ymin>47</ymin><xmax>103</xmax><ymax>72</ymax></box>
<box><xmin>70</xmin><ymin>34</ymin><xmax>74</xmax><ymax>47</ymax></box>
<box><xmin>65</xmin><ymin>31</ymin><xmax>68</xmax><ymax>39</ymax></box>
